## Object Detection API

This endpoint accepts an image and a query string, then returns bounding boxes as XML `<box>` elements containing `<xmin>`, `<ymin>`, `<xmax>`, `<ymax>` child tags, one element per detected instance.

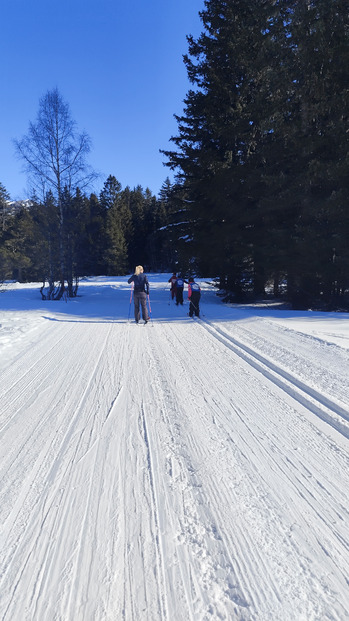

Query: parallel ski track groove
<box><xmin>147</xmin><ymin>323</ymin><xmax>261</xmax><ymax>617</ymax></box>
<box><xmin>142</xmin><ymin>330</ymin><xmax>198</xmax><ymax>620</ymax></box>
<box><xmin>199</xmin><ymin>318</ymin><xmax>349</xmax><ymax>438</ymax></box>
<box><xmin>0</xmin><ymin>323</ymin><xmax>116</xmax><ymax>620</ymax></box>
<box><xmin>149</xmin><ymin>320</ymin><xmax>349</xmax><ymax>618</ymax></box>
<box><xmin>0</xmin><ymin>322</ymin><xmax>76</xmax><ymax>435</ymax></box>
<box><xmin>140</xmin><ymin>400</ymin><xmax>168</xmax><ymax>621</ymax></box>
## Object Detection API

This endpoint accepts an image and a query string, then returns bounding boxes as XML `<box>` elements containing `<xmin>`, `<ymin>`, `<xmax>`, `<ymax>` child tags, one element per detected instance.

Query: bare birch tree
<box><xmin>14</xmin><ymin>88</ymin><xmax>97</xmax><ymax>298</ymax></box>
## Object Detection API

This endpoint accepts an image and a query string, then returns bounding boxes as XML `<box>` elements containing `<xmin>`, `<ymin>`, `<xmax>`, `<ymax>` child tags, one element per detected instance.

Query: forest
<box><xmin>1</xmin><ymin>0</ymin><xmax>348</xmax><ymax>309</ymax></box>
<box><xmin>0</xmin><ymin>176</ymin><xmax>178</xmax><ymax>299</ymax></box>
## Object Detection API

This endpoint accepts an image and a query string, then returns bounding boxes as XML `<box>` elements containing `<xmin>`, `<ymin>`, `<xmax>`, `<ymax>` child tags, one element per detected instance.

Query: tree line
<box><xmin>0</xmin><ymin>176</ymin><xmax>179</xmax><ymax>298</ymax></box>
<box><xmin>1</xmin><ymin>0</ymin><xmax>348</xmax><ymax>309</ymax></box>
<box><xmin>162</xmin><ymin>0</ymin><xmax>349</xmax><ymax>309</ymax></box>
<box><xmin>0</xmin><ymin>88</ymin><xmax>180</xmax><ymax>299</ymax></box>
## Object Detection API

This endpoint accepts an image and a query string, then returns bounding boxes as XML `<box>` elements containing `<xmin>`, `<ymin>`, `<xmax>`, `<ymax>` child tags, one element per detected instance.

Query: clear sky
<box><xmin>1</xmin><ymin>0</ymin><xmax>204</xmax><ymax>200</ymax></box>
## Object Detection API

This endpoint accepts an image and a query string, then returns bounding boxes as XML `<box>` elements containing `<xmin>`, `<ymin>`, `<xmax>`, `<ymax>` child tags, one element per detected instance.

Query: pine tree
<box><xmin>0</xmin><ymin>206</ymin><xmax>35</xmax><ymax>282</ymax></box>
<box><xmin>0</xmin><ymin>182</ymin><xmax>11</xmax><ymax>232</ymax></box>
<box><xmin>100</xmin><ymin>176</ymin><xmax>129</xmax><ymax>274</ymax></box>
<box><xmin>163</xmin><ymin>0</ymin><xmax>349</xmax><ymax>306</ymax></box>
<box><xmin>84</xmin><ymin>193</ymin><xmax>109</xmax><ymax>275</ymax></box>
<box><xmin>0</xmin><ymin>182</ymin><xmax>11</xmax><ymax>282</ymax></box>
<box><xmin>283</xmin><ymin>0</ymin><xmax>349</xmax><ymax>306</ymax></box>
<box><xmin>62</xmin><ymin>188</ymin><xmax>90</xmax><ymax>295</ymax></box>
<box><xmin>162</xmin><ymin>0</ymin><xmax>288</xmax><ymax>295</ymax></box>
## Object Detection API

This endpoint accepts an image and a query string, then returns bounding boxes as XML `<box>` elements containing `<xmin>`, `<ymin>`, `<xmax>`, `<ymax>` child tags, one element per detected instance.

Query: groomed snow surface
<box><xmin>0</xmin><ymin>275</ymin><xmax>349</xmax><ymax>621</ymax></box>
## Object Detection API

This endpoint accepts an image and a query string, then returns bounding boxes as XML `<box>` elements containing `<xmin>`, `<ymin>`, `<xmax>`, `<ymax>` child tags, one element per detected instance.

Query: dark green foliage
<box><xmin>162</xmin><ymin>0</ymin><xmax>349</xmax><ymax>308</ymax></box>
<box><xmin>83</xmin><ymin>193</ymin><xmax>109</xmax><ymax>276</ymax></box>
<box><xmin>0</xmin><ymin>183</ymin><xmax>12</xmax><ymax>281</ymax></box>
<box><xmin>150</xmin><ymin>178</ymin><xmax>183</xmax><ymax>271</ymax></box>
<box><xmin>0</xmin><ymin>182</ymin><xmax>11</xmax><ymax>234</ymax></box>
<box><xmin>5</xmin><ymin>1</ymin><xmax>347</xmax><ymax>306</ymax></box>
<box><xmin>0</xmin><ymin>176</ymin><xmax>173</xmax><ymax>287</ymax></box>
<box><xmin>100</xmin><ymin>176</ymin><xmax>129</xmax><ymax>275</ymax></box>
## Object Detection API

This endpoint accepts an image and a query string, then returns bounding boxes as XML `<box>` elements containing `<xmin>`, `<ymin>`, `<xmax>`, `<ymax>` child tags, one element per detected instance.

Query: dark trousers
<box><xmin>176</xmin><ymin>287</ymin><xmax>184</xmax><ymax>305</ymax></box>
<box><xmin>134</xmin><ymin>291</ymin><xmax>148</xmax><ymax>321</ymax></box>
<box><xmin>189</xmin><ymin>292</ymin><xmax>200</xmax><ymax>316</ymax></box>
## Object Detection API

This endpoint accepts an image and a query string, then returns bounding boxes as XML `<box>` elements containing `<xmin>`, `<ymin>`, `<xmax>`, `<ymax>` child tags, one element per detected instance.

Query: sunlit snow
<box><xmin>1</xmin><ymin>275</ymin><xmax>348</xmax><ymax>620</ymax></box>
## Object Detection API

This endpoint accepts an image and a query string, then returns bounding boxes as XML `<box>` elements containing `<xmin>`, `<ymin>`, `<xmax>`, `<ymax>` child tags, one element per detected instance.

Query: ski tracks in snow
<box><xmin>144</xmin><ymin>319</ymin><xmax>349</xmax><ymax>620</ymax></box>
<box><xmin>201</xmin><ymin>319</ymin><xmax>349</xmax><ymax>440</ymax></box>
<box><xmin>0</xmin><ymin>310</ymin><xmax>349</xmax><ymax>620</ymax></box>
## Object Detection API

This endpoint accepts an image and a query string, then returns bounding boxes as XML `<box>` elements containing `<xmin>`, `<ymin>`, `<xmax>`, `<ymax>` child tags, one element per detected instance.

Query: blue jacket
<box><xmin>128</xmin><ymin>273</ymin><xmax>149</xmax><ymax>294</ymax></box>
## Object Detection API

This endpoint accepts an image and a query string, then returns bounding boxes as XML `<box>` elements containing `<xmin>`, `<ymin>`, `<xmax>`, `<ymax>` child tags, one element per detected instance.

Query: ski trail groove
<box><xmin>1</xmin><ymin>281</ymin><xmax>349</xmax><ymax>621</ymax></box>
<box><xmin>147</xmin><ymin>320</ymin><xmax>349</xmax><ymax>619</ymax></box>
<box><xmin>0</xmin><ymin>322</ymin><xmax>76</xmax><ymax>434</ymax></box>
<box><xmin>0</xmin><ymin>321</ymin><xmax>126</xmax><ymax>620</ymax></box>
<box><xmin>199</xmin><ymin>318</ymin><xmax>349</xmax><ymax>438</ymax></box>
<box><xmin>139</xmin><ymin>401</ymin><xmax>168</xmax><ymax>621</ymax></box>
<box><xmin>146</xmin><ymin>324</ymin><xmax>257</xmax><ymax>619</ymax></box>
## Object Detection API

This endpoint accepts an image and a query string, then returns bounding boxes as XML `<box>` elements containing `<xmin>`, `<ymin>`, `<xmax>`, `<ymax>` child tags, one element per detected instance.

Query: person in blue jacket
<box><xmin>128</xmin><ymin>265</ymin><xmax>150</xmax><ymax>323</ymax></box>
<box><xmin>175</xmin><ymin>274</ymin><xmax>184</xmax><ymax>305</ymax></box>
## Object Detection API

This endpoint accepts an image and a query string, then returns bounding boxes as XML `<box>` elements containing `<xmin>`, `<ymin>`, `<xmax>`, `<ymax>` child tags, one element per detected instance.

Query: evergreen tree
<box><xmin>100</xmin><ymin>176</ymin><xmax>129</xmax><ymax>274</ymax></box>
<box><xmin>0</xmin><ymin>207</ymin><xmax>35</xmax><ymax>282</ymax></box>
<box><xmin>62</xmin><ymin>187</ymin><xmax>90</xmax><ymax>295</ymax></box>
<box><xmin>146</xmin><ymin>181</ymin><xmax>170</xmax><ymax>270</ymax></box>
<box><xmin>163</xmin><ymin>0</ymin><xmax>349</xmax><ymax>306</ymax></box>
<box><xmin>27</xmin><ymin>197</ymin><xmax>55</xmax><ymax>285</ymax></box>
<box><xmin>162</xmin><ymin>0</ymin><xmax>285</xmax><ymax>294</ymax></box>
<box><xmin>31</xmin><ymin>192</ymin><xmax>60</xmax><ymax>297</ymax></box>
<box><xmin>0</xmin><ymin>182</ymin><xmax>11</xmax><ymax>232</ymax></box>
<box><xmin>84</xmin><ymin>193</ymin><xmax>108</xmax><ymax>275</ymax></box>
<box><xmin>282</xmin><ymin>0</ymin><xmax>349</xmax><ymax>306</ymax></box>
<box><xmin>127</xmin><ymin>185</ymin><xmax>148</xmax><ymax>269</ymax></box>
<box><xmin>158</xmin><ymin>177</ymin><xmax>173</xmax><ymax>204</ymax></box>
<box><xmin>0</xmin><ymin>182</ymin><xmax>11</xmax><ymax>282</ymax></box>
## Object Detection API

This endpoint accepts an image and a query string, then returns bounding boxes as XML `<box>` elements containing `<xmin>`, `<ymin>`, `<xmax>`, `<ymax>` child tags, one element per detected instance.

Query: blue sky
<box><xmin>1</xmin><ymin>0</ymin><xmax>204</xmax><ymax>200</ymax></box>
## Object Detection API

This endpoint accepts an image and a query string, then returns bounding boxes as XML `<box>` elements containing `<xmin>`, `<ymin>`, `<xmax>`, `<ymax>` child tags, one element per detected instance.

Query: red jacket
<box><xmin>168</xmin><ymin>275</ymin><xmax>177</xmax><ymax>289</ymax></box>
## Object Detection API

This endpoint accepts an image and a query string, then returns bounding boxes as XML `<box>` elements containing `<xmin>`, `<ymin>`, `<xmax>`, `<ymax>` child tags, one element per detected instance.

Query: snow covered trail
<box><xmin>0</xmin><ymin>276</ymin><xmax>349</xmax><ymax>621</ymax></box>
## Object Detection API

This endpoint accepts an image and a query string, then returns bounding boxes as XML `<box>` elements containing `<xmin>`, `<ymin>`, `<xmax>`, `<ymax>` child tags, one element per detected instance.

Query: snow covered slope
<box><xmin>0</xmin><ymin>276</ymin><xmax>348</xmax><ymax>620</ymax></box>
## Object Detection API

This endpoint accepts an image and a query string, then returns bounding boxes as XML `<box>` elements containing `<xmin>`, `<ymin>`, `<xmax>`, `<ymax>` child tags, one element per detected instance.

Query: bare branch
<box><xmin>14</xmin><ymin>88</ymin><xmax>97</xmax><ymax>201</ymax></box>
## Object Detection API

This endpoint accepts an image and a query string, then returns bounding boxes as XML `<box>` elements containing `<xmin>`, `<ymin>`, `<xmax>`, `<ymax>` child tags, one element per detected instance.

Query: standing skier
<box><xmin>175</xmin><ymin>274</ymin><xmax>184</xmax><ymax>305</ymax></box>
<box><xmin>128</xmin><ymin>266</ymin><xmax>150</xmax><ymax>324</ymax></box>
<box><xmin>188</xmin><ymin>277</ymin><xmax>201</xmax><ymax>317</ymax></box>
<box><xmin>168</xmin><ymin>272</ymin><xmax>177</xmax><ymax>300</ymax></box>
<box><xmin>187</xmin><ymin>278</ymin><xmax>193</xmax><ymax>301</ymax></box>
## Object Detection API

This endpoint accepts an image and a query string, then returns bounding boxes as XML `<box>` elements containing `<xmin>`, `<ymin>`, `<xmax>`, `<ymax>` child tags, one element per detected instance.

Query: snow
<box><xmin>0</xmin><ymin>275</ymin><xmax>349</xmax><ymax>621</ymax></box>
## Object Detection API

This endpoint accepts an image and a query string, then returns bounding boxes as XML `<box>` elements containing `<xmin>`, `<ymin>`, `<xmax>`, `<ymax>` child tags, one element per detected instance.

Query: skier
<box><xmin>188</xmin><ymin>277</ymin><xmax>201</xmax><ymax>317</ymax></box>
<box><xmin>187</xmin><ymin>278</ymin><xmax>193</xmax><ymax>301</ymax></box>
<box><xmin>175</xmin><ymin>274</ymin><xmax>184</xmax><ymax>305</ymax></box>
<box><xmin>168</xmin><ymin>272</ymin><xmax>177</xmax><ymax>300</ymax></box>
<box><xmin>128</xmin><ymin>266</ymin><xmax>150</xmax><ymax>324</ymax></box>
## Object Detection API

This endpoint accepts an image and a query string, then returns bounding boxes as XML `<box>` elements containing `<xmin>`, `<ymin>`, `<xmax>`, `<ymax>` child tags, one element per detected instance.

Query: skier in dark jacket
<box><xmin>128</xmin><ymin>265</ymin><xmax>150</xmax><ymax>324</ymax></box>
<box><xmin>188</xmin><ymin>277</ymin><xmax>201</xmax><ymax>317</ymax></box>
<box><xmin>175</xmin><ymin>274</ymin><xmax>184</xmax><ymax>305</ymax></box>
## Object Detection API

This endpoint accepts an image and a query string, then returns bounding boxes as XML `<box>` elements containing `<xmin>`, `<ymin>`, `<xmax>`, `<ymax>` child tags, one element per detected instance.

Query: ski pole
<box><xmin>147</xmin><ymin>293</ymin><xmax>153</xmax><ymax>323</ymax></box>
<box><xmin>128</xmin><ymin>283</ymin><xmax>134</xmax><ymax>322</ymax></box>
<box><xmin>189</xmin><ymin>298</ymin><xmax>204</xmax><ymax>318</ymax></box>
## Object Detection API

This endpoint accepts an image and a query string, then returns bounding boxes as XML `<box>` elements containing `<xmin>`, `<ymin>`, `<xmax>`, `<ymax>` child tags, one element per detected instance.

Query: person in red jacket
<box><xmin>168</xmin><ymin>272</ymin><xmax>177</xmax><ymax>300</ymax></box>
<box><xmin>188</xmin><ymin>277</ymin><xmax>201</xmax><ymax>317</ymax></box>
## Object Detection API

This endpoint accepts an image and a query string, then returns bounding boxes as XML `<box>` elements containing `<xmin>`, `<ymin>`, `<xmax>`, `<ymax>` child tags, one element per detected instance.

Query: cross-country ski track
<box><xmin>0</xmin><ymin>275</ymin><xmax>349</xmax><ymax>620</ymax></box>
